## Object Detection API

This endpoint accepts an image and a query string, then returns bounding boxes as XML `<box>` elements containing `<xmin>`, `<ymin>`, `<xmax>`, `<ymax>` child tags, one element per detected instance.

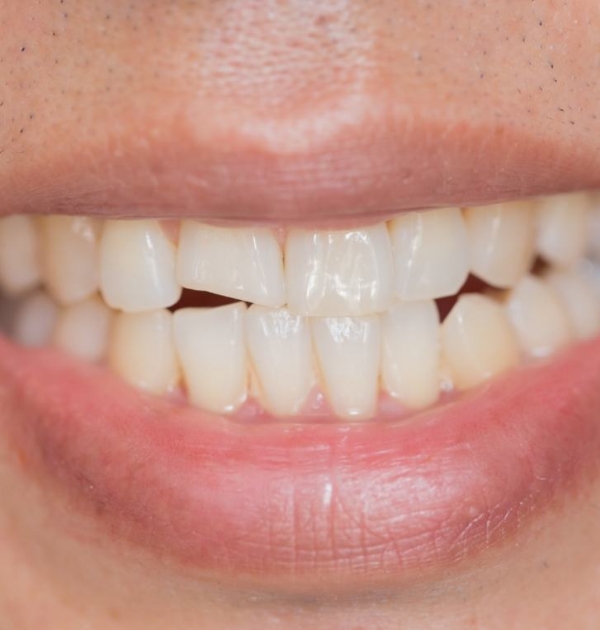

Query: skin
<box><xmin>0</xmin><ymin>1</ymin><xmax>599</xmax><ymax>628</ymax></box>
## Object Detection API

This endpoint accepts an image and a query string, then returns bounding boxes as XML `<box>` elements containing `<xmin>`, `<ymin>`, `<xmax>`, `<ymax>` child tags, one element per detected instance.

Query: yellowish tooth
<box><xmin>13</xmin><ymin>290</ymin><xmax>58</xmax><ymax>348</ymax></box>
<box><xmin>0</xmin><ymin>216</ymin><xmax>41</xmax><ymax>295</ymax></box>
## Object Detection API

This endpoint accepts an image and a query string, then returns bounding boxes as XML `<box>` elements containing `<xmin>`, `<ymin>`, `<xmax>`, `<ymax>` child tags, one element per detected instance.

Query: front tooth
<box><xmin>0</xmin><ymin>216</ymin><xmax>41</xmax><ymax>295</ymax></box>
<box><xmin>285</xmin><ymin>223</ymin><xmax>394</xmax><ymax>316</ymax></box>
<box><xmin>442</xmin><ymin>294</ymin><xmax>520</xmax><ymax>390</ymax></box>
<box><xmin>505</xmin><ymin>275</ymin><xmax>572</xmax><ymax>358</ymax></box>
<box><xmin>41</xmin><ymin>216</ymin><xmax>102</xmax><ymax>305</ymax></box>
<box><xmin>390</xmin><ymin>207</ymin><xmax>469</xmax><ymax>301</ymax></box>
<box><xmin>246</xmin><ymin>305</ymin><xmax>315</xmax><ymax>416</ymax></box>
<box><xmin>12</xmin><ymin>290</ymin><xmax>59</xmax><ymax>348</ymax></box>
<box><xmin>177</xmin><ymin>222</ymin><xmax>285</xmax><ymax>307</ymax></box>
<box><xmin>464</xmin><ymin>201</ymin><xmax>535</xmax><ymax>288</ymax></box>
<box><xmin>536</xmin><ymin>192</ymin><xmax>588</xmax><ymax>267</ymax></box>
<box><xmin>312</xmin><ymin>315</ymin><xmax>381</xmax><ymax>420</ymax></box>
<box><xmin>109</xmin><ymin>310</ymin><xmax>180</xmax><ymax>394</ymax></box>
<box><xmin>381</xmin><ymin>300</ymin><xmax>440</xmax><ymax>409</ymax></box>
<box><xmin>173</xmin><ymin>303</ymin><xmax>247</xmax><ymax>413</ymax></box>
<box><xmin>100</xmin><ymin>220</ymin><xmax>181</xmax><ymax>312</ymax></box>
<box><xmin>53</xmin><ymin>296</ymin><xmax>113</xmax><ymax>362</ymax></box>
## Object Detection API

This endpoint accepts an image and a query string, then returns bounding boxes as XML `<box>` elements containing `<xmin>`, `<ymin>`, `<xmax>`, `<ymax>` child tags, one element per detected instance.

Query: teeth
<box><xmin>311</xmin><ymin>315</ymin><xmax>381</xmax><ymax>419</ymax></box>
<box><xmin>505</xmin><ymin>275</ymin><xmax>572</xmax><ymax>358</ymax></box>
<box><xmin>536</xmin><ymin>192</ymin><xmax>588</xmax><ymax>268</ymax></box>
<box><xmin>100</xmin><ymin>220</ymin><xmax>182</xmax><ymax>312</ymax></box>
<box><xmin>464</xmin><ymin>201</ymin><xmax>535</xmax><ymax>287</ymax></box>
<box><xmin>246</xmin><ymin>305</ymin><xmax>315</xmax><ymax>416</ymax></box>
<box><xmin>285</xmin><ymin>223</ymin><xmax>394</xmax><ymax>316</ymax></box>
<box><xmin>13</xmin><ymin>290</ymin><xmax>59</xmax><ymax>348</ymax></box>
<box><xmin>173</xmin><ymin>303</ymin><xmax>248</xmax><ymax>413</ymax></box>
<box><xmin>0</xmin><ymin>216</ymin><xmax>41</xmax><ymax>295</ymax></box>
<box><xmin>390</xmin><ymin>207</ymin><xmax>469</xmax><ymax>301</ymax></box>
<box><xmin>53</xmin><ymin>296</ymin><xmax>113</xmax><ymax>362</ymax></box>
<box><xmin>589</xmin><ymin>196</ymin><xmax>600</xmax><ymax>260</ymax></box>
<box><xmin>381</xmin><ymin>300</ymin><xmax>440</xmax><ymax>409</ymax></box>
<box><xmin>40</xmin><ymin>216</ymin><xmax>102</xmax><ymax>305</ymax></box>
<box><xmin>442</xmin><ymin>294</ymin><xmax>520</xmax><ymax>390</ymax></box>
<box><xmin>177</xmin><ymin>222</ymin><xmax>285</xmax><ymax>307</ymax></box>
<box><xmin>109</xmin><ymin>310</ymin><xmax>180</xmax><ymax>394</ymax></box>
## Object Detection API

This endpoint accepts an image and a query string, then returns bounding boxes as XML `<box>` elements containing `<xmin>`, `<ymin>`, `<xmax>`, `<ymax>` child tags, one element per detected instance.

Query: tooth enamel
<box><xmin>381</xmin><ymin>300</ymin><xmax>440</xmax><ymax>409</ymax></box>
<box><xmin>100</xmin><ymin>220</ymin><xmax>182</xmax><ymax>312</ymax></box>
<box><xmin>0</xmin><ymin>216</ymin><xmax>41</xmax><ymax>295</ymax></box>
<box><xmin>246</xmin><ymin>305</ymin><xmax>315</xmax><ymax>416</ymax></box>
<box><xmin>177</xmin><ymin>222</ymin><xmax>285</xmax><ymax>307</ymax></box>
<box><xmin>173</xmin><ymin>303</ymin><xmax>248</xmax><ymax>413</ymax></box>
<box><xmin>442</xmin><ymin>294</ymin><xmax>520</xmax><ymax>390</ymax></box>
<box><xmin>464</xmin><ymin>201</ymin><xmax>535</xmax><ymax>288</ymax></box>
<box><xmin>53</xmin><ymin>296</ymin><xmax>113</xmax><ymax>362</ymax></box>
<box><xmin>285</xmin><ymin>223</ymin><xmax>394</xmax><ymax>316</ymax></box>
<box><xmin>390</xmin><ymin>207</ymin><xmax>469</xmax><ymax>301</ymax></box>
<box><xmin>589</xmin><ymin>196</ymin><xmax>600</xmax><ymax>260</ymax></box>
<box><xmin>505</xmin><ymin>275</ymin><xmax>572</xmax><ymax>358</ymax></box>
<box><xmin>13</xmin><ymin>290</ymin><xmax>59</xmax><ymax>348</ymax></box>
<box><xmin>536</xmin><ymin>192</ymin><xmax>588</xmax><ymax>268</ymax></box>
<box><xmin>40</xmin><ymin>216</ymin><xmax>102</xmax><ymax>305</ymax></box>
<box><xmin>109</xmin><ymin>309</ymin><xmax>180</xmax><ymax>394</ymax></box>
<box><xmin>312</xmin><ymin>315</ymin><xmax>381</xmax><ymax>419</ymax></box>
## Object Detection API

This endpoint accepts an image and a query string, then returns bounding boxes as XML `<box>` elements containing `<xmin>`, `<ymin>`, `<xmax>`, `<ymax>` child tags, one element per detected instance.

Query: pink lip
<box><xmin>2</xmin><ymin>334</ymin><xmax>600</xmax><ymax>593</ymax></box>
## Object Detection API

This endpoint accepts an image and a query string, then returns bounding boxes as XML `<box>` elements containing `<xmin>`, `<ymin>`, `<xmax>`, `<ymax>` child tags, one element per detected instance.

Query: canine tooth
<box><xmin>505</xmin><ymin>275</ymin><xmax>572</xmax><ymax>358</ymax></box>
<box><xmin>0</xmin><ymin>216</ymin><xmax>41</xmax><ymax>295</ymax></box>
<box><xmin>285</xmin><ymin>224</ymin><xmax>394</xmax><ymax>316</ymax></box>
<box><xmin>53</xmin><ymin>296</ymin><xmax>113</xmax><ymax>362</ymax></box>
<box><xmin>100</xmin><ymin>220</ymin><xmax>181</xmax><ymax>312</ymax></box>
<box><xmin>464</xmin><ymin>201</ymin><xmax>535</xmax><ymax>288</ymax></box>
<box><xmin>381</xmin><ymin>300</ymin><xmax>440</xmax><ymax>409</ymax></box>
<box><xmin>109</xmin><ymin>310</ymin><xmax>180</xmax><ymax>394</ymax></box>
<box><xmin>246</xmin><ymin>305</ymin><xmax>315</xmax><ymax>416</ymax></box>
<box><xmin>177</xmin><ymin>222</ymin><xmax>285</xmax><ymax>307</ymax></box>
<box><xmin>442</xmin><ymin>294</ymin><xmax>519</xmax><ymax>390</ymax></box>
<box><xmin>173</xmin><ymin>303</ymin><xmax>247</xmax><ymax>413</ymax></box>
<box><xmin>13</xmin><ymin>290</ymin><xmax>58</xmax><ymax>347</ymax></box>
<box><xmin>312</xmin><ymin>315</ymin><xmax>381</xmax><ymax>420</ymax></box>
<box><xmin>536</xmin><ymin>193</ymin><xmax>587</xmax><ymax>267</ymax></box>
<box><xmin>390</xmin><ymin>207</ymin><xmax>469</xmax><ymax>301</ymax></box>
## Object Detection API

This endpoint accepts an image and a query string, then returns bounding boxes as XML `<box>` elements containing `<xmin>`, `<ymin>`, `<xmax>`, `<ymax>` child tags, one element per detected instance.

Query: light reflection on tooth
<box><xmin>0</xmin><ymin>216</ymin><xmax>42</xmax><ymax>295</ymax></box>
<box><xmin>13</xmin><ymin>290</ymin><xmax>59</xmax><ymax>348</ymax></box>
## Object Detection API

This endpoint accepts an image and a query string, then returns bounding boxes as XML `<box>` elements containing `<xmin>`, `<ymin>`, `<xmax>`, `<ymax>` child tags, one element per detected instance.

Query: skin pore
<box><xmin>0</xmin><ymin>1</ymin><xmax>599</xmax><ymax>628</ymax></box>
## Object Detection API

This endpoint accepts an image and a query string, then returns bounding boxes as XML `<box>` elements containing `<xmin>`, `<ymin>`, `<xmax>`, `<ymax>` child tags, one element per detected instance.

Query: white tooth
<box><xmin>536</xmin><ymin>192</ymin><xmax>588</xmax><ymax>267</ymax></box>
<box><xmin>311</xmin><ymin>315</ymin><xmax>381</xmax><ymax>420</ymax></box>
<box><xmin>390</xmin><ymin>207</ymin><xmax>469</xmax><ymax>301</ymax></box>
<box><xmin>13</xmin><ymin>290</ymin><xmax>59</xmax><ymax>348</ymax></box>
<box><xmin>578</xmin><ymin>259</ymin><xmax>600</xmax><ymax>304</ymax></box>
<box><xmin>442</xmin><ymin>294</ymin><xmax>520</xmax><ymax>390</ymax></box>
<box><xmin>41</xmin><ymin>216</ymin><xmax>102</xmax><ymax>305</ymax></box>
<box><xmin>588</xmin><ymin>195</ymin><xmax>600</xmax><ymax>260</ymax></box>
<box><xmin>0</xmin><ymin>216</ymin><xmax>41</xmax><ymax>295</ymax></box>
<box><xmin>173</xmin><ymin>303</ymin><xmax>247</xmax><ymax>413</ymax></box>
<box><xmin>285</xmin><ymin>223</ymin><xmax>394</xmax><ymax>316</ymax></box>
<box><xmin>100</xmin><ymin>220</ymin><xmax>181</xmax><ymax>312</ymax></box>
<box><xmin>381</xmin><ymin>300</ymin><xmax>440</xmax><ymax>409</ymax></box>
<box><xmin>109</xmin><ymin>310</ymin><xmax>180</xmax><ymax>394</ymax></box>
<box><xmin>177</xmin><ymin>222</ymin><xmax>285</xmax><ymax>307</ymax></box>
<box><xmin>464</xmin><ymin>201</ymin><xmax>535</xmax><ymax>288</ymax></box>
<box><xmin>546</xmin><ymin>270</ymin><xmax>600</xmax><ymax>340</ymax></box>
<box><xmin>53</xmin><ymin>296</ymin><xmax>113</xmax><ymax>362</ymax></box>
<box><xmin>505</xmin><ymin>275</ymin><xmax>572</xmax><ymax>358</ymax></box>
<box><xmin>246</xmin><ymin>305</ymin><xmax>315</xmax><ymax>416</ymax></box>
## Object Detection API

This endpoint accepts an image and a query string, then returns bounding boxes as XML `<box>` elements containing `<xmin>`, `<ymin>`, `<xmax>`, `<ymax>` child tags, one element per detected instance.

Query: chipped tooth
<box><xmin>505</xmin><ymin>275</ymin><xmax>572</xmax><ymax>358</ymax></box>
<box><xmin>177</xmin><ymin>222</ymin><xmax>285</xmax><ymax>307</ymax></box>
<box><xmin>173</xmin><ymin>303</ymin><xmax>247</xmax><ymax>414</ymax></box>
<box><xmin>53</xmin><ymin>296</ymin><xmax>113</xmax><ymax>362</ymax></box>
<box><xmin>100</xmin><ymin>220</ymin><xmax>181</xmax><ymax>313</ymax></box>
<box><xmin>390</xmin><ymin>207</ymin><xmax>469</xmax><ymax>301</ymax></box>
<box><xmin>13</xmin><ymin>290</ymin><xmax>59</xmax><ymax>348</ymax></box>
<box><xmin>285</xmin><ymin>223</ymin><xmax>394</xmax><ymax>317</ymax></box>
<box><xmin>109</xmin><ymin>310</ymin><xmax>180</xmax><ymax>394</ymax></box>
<box><xmin>381</xmin><ymin>300</ymin><xmax>440</xmax><ymax>409</ymax></box>
<box><xmin>246</xmin><ymin>305</ymin><xmax>315</xmax><ymax>416</ymax></box>
<box><xmin>464</xmin><ymin>201</ymin><xmax>536</xmax><ymax>288</ymax></box>
<box><xmin>312</xmin><ymin>315</ymin><xmax>381</xmax><ymax>420</ymax></box>
<box><xmin>0</xmin><ymin>216</ymin><xmax>41</xmax><ymax>295</ymax></box>
<box><xmin>442</xmin><ymin>294</ymin><xmax>520</xmax><ymax>390</ymax></box>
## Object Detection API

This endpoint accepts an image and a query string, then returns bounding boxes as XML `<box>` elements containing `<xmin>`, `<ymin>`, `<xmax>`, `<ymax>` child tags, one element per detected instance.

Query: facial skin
<box><xmin>0</xmin><ymin>1</ymin><xmax>599</xmax><ymax>628</ymax></box>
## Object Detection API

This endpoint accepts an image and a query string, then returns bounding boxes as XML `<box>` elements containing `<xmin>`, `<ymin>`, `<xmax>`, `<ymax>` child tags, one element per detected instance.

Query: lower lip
<box><xmin>1</xmin><ymin>334</ymin><xmax>600</xmax><ymax>592</ymax></box>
